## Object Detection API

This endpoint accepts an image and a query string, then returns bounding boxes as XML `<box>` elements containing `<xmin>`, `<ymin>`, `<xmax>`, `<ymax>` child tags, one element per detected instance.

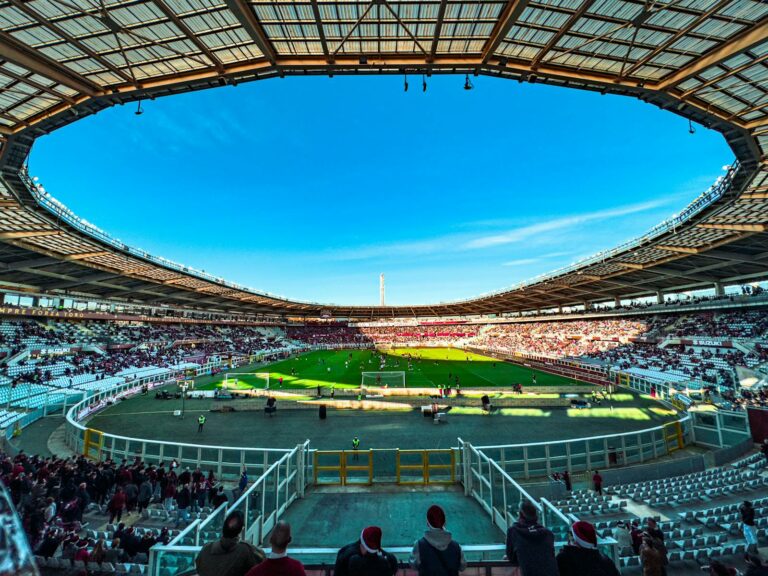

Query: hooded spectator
<box><xmin>410</xmin><ymin>505</ymin><xmax>466</xmax><ymax>576</ymax></box>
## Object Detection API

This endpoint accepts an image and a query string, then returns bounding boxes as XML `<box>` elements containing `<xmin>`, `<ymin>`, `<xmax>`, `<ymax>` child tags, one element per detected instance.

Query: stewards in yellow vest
<box><xmin>197</xmin><ymin>414</ymin><xmax>206</xmax><ymax>432</ymax></box>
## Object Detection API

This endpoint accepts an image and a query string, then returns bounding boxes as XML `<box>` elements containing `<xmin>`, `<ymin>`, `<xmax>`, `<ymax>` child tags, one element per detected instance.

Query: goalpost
<box><xmin>361</xmin><ymin>371</ymin><xmax>406</xmax><ymax>388</ymax></box>
<box><xmin>223</xmin><ymin>372</ymin><xmax>270</xmax><ymax>390</ymax></box>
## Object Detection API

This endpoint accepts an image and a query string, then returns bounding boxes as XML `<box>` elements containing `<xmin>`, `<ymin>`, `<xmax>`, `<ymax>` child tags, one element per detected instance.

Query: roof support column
<box><xmin>714</xmin><ymin>282</ymin><xmax>725</xmax><ymax>297</ymax></box>
<box><xmin>614</xmin><ymin>296</ymin><xmax>621</xmax><ymax>308</ymax></box>
<box><xmin>656</xmin><ymin>291</ymin><xmax>664</xmax><ymax>305</ymax></box>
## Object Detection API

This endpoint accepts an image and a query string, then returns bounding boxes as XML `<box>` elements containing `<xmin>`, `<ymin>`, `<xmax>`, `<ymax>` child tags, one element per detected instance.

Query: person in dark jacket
<box><xmin>741</xmin><ymin>500</ymin><xmax>759</xmax><ymax>554</ymax></box>
<box><xmin>175</xmin><ymin>484</ymin><xmax>192</xmax><ymax>528</ymax></box>
<box><xmin>557</xmin><ymin>521</ymin><xmax>619</xmax><ymax>576</ymax></box>
<box><xmin>505</xmin><ymin>500</ymin><xmax>558</xmax><ymax>576</ymax></box>
<box><xmin>410</xmin><ymin>505</ymin><xmax>466</xmax><ymax>576</ymax></box>
<box><xmin>195</xmin><ymin>511</ymin><xmax>265</xmax><ymax>576</ymax></box>
<box><xmin>745</xmin><ymin>553</ymin><xmax>768</xmax><ymax>576</ymax></box>
<box><xmin>107</xmin><ymin>487</ymin><xmax>126</xmax><ymax>524</ymax></box>
<box><xmin>334</xmin><ymin>526</ymin><xmax>398</xmax><ymax>576</ymax></box>
<box><xmin>137</xmin><ymin>479</ymin><xmax>153</xmax><ymax>514</ymax></box>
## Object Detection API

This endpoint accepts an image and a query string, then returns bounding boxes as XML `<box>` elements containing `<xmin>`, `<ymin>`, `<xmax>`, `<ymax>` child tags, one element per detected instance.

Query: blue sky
<box><xmin>29</xmin><ymin>75</ymin><xmax>732</xmax><ymax>306</ymax></box>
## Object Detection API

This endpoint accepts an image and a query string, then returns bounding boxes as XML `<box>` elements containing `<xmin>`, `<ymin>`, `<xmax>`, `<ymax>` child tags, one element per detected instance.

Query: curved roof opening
<box><xmin>28</xmin><ymin>76</ymin><xmax>732</xmax><ymax>305</ymax></box>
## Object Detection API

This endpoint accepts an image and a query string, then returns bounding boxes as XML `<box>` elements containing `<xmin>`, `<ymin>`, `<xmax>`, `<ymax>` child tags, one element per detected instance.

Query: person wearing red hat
<box><xmin>334</xmin><ymin>526</ymin><xmax>398</xmax><ymax>576</ymax></box>
<box><xmin>556</xmin><ymin>521</ymin><xmax>619</xmax><ymax>576</ymax></box>
<box><xmin>410</xmin><ymin>505</ymin><xmax>466</xmax><ymax>576</ymax></box>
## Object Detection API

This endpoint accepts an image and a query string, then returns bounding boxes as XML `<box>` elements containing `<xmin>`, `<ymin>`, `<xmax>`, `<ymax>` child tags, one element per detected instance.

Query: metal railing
<box><xmin>469</xmin><ymin>414</ymin><xmax>692</xmax><ymax>479</ymax></box>
<box><xmin>65</xmin><ymin>376</ymin><xmax>294</xmax><ymax>478</ymax></box>
<box><xmin>149</xmin><ymin>441</ymin><xmax>310</xmax><ymax>576</ymax></box>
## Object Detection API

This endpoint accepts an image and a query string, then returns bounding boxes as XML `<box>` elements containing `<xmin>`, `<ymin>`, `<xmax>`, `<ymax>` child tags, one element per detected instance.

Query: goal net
<box><xmin>361</xmin><ymin>371</ymin><xmax>406</xmax><ymax>388</ymax></box>
<box><xmin>223</xmin><ymin>372</ymin><xmax>270</xmax><ymax>390</ymax></box>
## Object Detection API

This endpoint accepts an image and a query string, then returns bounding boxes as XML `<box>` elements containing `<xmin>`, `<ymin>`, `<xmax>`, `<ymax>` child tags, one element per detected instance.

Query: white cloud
<box><xmin>321</xmin><ymin>198</ymin><xmax>672</xmax><ymax>262</ymax></box>
<box><xmin>501</xmin><ymin>258</ymin><xmax>541</xmax><ymax>267</ymax></box>
<box><xmin>463</xmin><ymin>199</ymin><xmax>669</xmax><ymax>250</ymax></box>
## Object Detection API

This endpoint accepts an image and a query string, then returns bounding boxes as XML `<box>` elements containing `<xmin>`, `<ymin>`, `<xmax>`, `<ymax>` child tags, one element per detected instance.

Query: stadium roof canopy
<box><xmin>0</xmin><ymin>0</ymin><xmax>766</xmax><ymax>319</ymax></box>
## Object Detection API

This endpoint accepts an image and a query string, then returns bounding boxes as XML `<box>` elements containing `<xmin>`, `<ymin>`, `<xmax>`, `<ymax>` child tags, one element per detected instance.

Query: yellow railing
<box><xmin>83</xmin><ymin>428</ymin><xmax>103</xmax><ymax>460</ymax></box>
<box><xmin>396</xmin><ymin>449</ymin><xmax>455</xmax><ymax>485</ymax></box>
<box><xmin>313</xmin><ymin>449</ymin><xmax>373</xmax><ymax>486</ymax></box>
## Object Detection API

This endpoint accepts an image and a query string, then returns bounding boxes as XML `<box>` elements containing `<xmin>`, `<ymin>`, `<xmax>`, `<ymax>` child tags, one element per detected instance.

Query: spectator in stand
<box><xmin>643</xmin><ymin>518</ymin><xmax>667</xmax><ymax>575</ymax></box>
<box><xmin>124</xmin><ymin>479</ymin><xmax>138</xmax><ymax>515</ymax></box>
<box><xmin>43</xmin><ymin>497</ymin><xmax>56</xmax><ymax>524</ymax></box>
<box><xmin>74</xmin><ymin>539</ymin><xmax>90</xmax><ymax>564</ymax></box>
<box><xmin>762</xmin><ymin>439</ymin><xmax>768</xmax><ymax>464</ymax></box>
<box><xmin>196</xmin><ymin>510</ymin><xmax>265</xmax><ymax>576</ymax></box>
<box><xmin>505</xmin><ymin>500</ymin><xmax>558</xmax><ymax>576</ymax></box>
<box><xmin>238</xmin><ymin>470</ymin><xmax>249</xmax><ymax>497</ymax></box>
<box><xmin>707</xmin><ymin>560</ymin><xmax>738</xmax><ymax>575</ymax></box>
<box><xmin>90</xmin><ymin>538</ymin><xmax>106</xmax><ymax>565</ymax></box>
<box><xmin>639</xmin><ymin>535</ymin><xmax>664</xmax><ymax>576</ymax></box>
<box><xmin>105</xmin><ymin>538</ymin><xmax>123</xmax><ymax>564</ymax></box>
<box><xmin>744</xmin><ymin>553</ymin><xmax>768</xmax><ymax>576</ymax></box>
<box><xmin>245</xmin><ymin>521</ymin><xmax>305</xmax><ymax>576</ymax></box>
<box><xmin>410</xmin><ymin>505</ymin><xmax>466</xmax><ymax>576</ymax></box>
<box><xmin>562</xmin><ymin>470</ymin><xmax>572</xmax><ymax>492</ymax></box>
<box><xmin>612</xmin><ymin>521</ymin><xmax>631</xmax><ymax>555</ymax></box>
<box><xmin>138</xmin><ymin>477</ymin><xmax>153</xmax><ymax>515</ymax></box>
<box><xmin>107</xmin><ymin>487</ymin><xmax>126</xmax><ymax>524</ymax></box>
<box><xmin>175</xmin><ymin>483</ymin><xmax>192</xmax><ymax>528</ymax></box>
<box><xmin>740</xmin><ymin>500</ymin><xmax>759</xmax><ymax>554</ymax></box>
<box><xmin>592</xmin><ymin>470</ymin><xmax>603</xmax><ymax>496</ymax></box>
<box><xmin>335</xmin><ymin>526</ymin><xmax>398</xmax><ymax>576</ymax></box>
<box><xmin>556</xmin><ymin>521</ymin><xmax>619</xmax><ymax>576</ymax></box>
<box><xmin>630</xmin><ymin>521</ymin><xmax>643</xmax><ymax>555</ymax></box>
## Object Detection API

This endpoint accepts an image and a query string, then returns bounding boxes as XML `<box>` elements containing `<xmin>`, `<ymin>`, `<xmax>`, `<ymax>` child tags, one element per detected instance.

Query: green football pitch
<box><xmin>195</xmin><ymin>348</ymin><xmax>583</xmax><ymax>391</ymax></box>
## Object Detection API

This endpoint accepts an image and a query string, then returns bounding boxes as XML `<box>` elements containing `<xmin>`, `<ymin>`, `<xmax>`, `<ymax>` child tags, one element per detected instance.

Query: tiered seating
<box><xmin>731</xmin><ymin>452</ymin><xmax>767</xmax><ymax>471</ymax></box>
<box><xmin>608</xmin><ymin>467</ymin><xmax>767</xmax><ymax>506</ymax></box>
<box><xmin>550</xmin><ymin>494</ymin><xmax>627</xmax><ymax>516</ymax></box>
<box><xmin>0</xmin><ymin>408</ymin><xmax>23</xmax><ymax>428</ymax></box>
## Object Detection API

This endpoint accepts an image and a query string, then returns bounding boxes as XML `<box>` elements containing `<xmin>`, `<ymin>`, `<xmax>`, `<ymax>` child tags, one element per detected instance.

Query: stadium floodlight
<box><xmin>361</xmin><ymin>371</ymin><xmax>406</xmax><ymax>389</ymax></box>
<box><xmin>464</xmin><ymin>74</ymin><xmax>473</xmax><ymax>90</ymax></box>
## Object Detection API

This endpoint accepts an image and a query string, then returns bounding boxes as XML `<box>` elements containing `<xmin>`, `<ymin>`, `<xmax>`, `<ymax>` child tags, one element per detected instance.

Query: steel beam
<box><xmin>530</xmin><ymin>0</ymin><xmax>595</xmax><ymax>70</ymax></box>
<box><xmin>225</xmin><ymin>0</ymin><xmax>278</xmax><ymax>65</ymax></box>
<box><xmin>481</xmin><ymin>0</ymin><xmax>530</xmax><ymax>63</ymax></box>
<box><xmin>657</xmin><ymin>16</ymin><xmax>768</xmax><ymax>90</ymax></box>
<box><xmin>696</xmin><ymin>223</ymin><xmax>767</xmax><ymax>232</ymax></box>
<box><xmin>0</xmin><ymin>31</ymin><xmax>101</xmax><ymax>96</ymax></box>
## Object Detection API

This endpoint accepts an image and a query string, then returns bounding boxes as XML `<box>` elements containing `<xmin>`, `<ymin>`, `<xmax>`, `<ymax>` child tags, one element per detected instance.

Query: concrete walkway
<box><xmin>280</xmin><ymin>484</ymin><xmax>504</xmax><ymax>552</ymax></box>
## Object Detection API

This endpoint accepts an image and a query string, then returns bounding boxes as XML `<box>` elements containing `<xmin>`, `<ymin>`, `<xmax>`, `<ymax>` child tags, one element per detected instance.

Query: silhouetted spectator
<box><xmin>196</xmin><ymin>510</ymin><xmax>264</xmax><ymax>576</ymax></box>
<box><xmin>335</xmin><ymin>526</ymin><xmax>398</xmax><ymax>576</ymax></box>
<box><xmin>557</xmin><ymin>521</ymin><xmax>619</xmax><ymax>576</ymax></box>
<box><xmin>505</xmin><ymin>500</ymin><xmax>558</xmax><ymax>576</ymax></box>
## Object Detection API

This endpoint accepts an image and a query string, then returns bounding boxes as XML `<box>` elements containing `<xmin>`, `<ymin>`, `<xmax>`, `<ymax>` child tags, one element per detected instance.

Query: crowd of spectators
<box><xmin>473</xmin><ymin>319</ymin><xmax>648</xmax><ymax>358</ymax></box>
<box><xmin>0</xmin><ymin>321</ymin><xmax>292</xmax><ymax>391</ymax></box>
<box><xmin>1</xmin><ymin>449</ymin><xmax>230</xmax><ymax>566</ymax></box>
